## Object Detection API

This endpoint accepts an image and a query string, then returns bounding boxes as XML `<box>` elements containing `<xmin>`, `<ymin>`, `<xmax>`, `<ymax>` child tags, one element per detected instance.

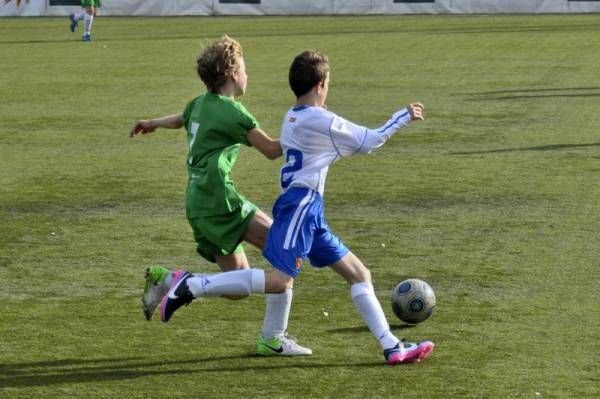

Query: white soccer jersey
<box><xmin>279</xmin><ymin>105</ymin><xmax>413</xmax><ymax>195</ymax></box>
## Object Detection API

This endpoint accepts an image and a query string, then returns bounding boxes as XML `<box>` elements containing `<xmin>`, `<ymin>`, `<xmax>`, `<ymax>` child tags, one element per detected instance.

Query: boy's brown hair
<box><xmin>288</xmin><ymin>50</ymin><xmax>330</xmax><ymax>98</ymax></box>
<box><xmin>196</xmin><ymin>35</ymin><xmax>243</xmax><ymax>93</ymax></box>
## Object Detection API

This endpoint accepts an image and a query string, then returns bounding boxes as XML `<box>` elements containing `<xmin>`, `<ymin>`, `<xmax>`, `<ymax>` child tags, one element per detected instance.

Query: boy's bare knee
<box><xmin>331</xmin><ymin>252</ymin><xmax>372</xmax><ymax>284</ymax></box>
<box><xmin>265</xmin><ymin>269</ymin><xmax>293</xmax><ymax>293</ymax></box>
<box><xmin>356</xmin><ymin>267</ymin><xmax>371</xmax><ymax>283</ymax></box>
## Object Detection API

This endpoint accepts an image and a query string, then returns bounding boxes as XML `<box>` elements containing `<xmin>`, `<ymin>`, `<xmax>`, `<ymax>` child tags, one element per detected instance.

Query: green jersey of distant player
<box><xmin>81</xmin><ymin>0</ymin><xmax>101</xmax><ymax>7</ymax></box>
<box><xmin>183</xmin><ymin>92</ymin><xmax>258</xmax><ymax>218</ymax></box>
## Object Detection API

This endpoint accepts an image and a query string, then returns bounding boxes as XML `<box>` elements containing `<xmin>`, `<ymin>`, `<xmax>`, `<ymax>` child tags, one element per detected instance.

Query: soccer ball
<box><xmin>391</xmin><ymin>278</ymin><xmax>436</xmax><ymax>324</ymax></box>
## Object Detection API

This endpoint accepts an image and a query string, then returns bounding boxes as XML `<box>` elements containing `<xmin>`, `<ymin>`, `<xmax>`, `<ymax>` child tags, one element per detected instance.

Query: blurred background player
<box><xmin>69</xmin><ymin>0</ymin><xmax>100</xmax><ymax>42</ymax></box>
<box><xmin>129</xmin><ymin>35</ymin><xmax>311</xmax><ymax>356</ymax></box>
<box><xmin>3</xmin><ymin>0</ymin><xmax>29</xmax><ymax>7</ymax></box>
<box><xmin>160</xmin><ymin>50</ymin><xmax>435</xmax><ymax>365</ymax></box>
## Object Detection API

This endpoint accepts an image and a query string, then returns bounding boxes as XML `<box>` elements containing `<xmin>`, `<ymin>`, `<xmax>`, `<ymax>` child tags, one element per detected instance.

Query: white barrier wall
<box><xmin>3</xmin><ymin>0</ymin><xmax>600</xmax><ymax>17</ymax></box>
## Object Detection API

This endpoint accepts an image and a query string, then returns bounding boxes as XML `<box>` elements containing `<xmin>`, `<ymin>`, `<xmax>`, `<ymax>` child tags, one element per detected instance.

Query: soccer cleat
<box><xmin>82</xmin><ymin>34</ymin><xmax>92</xmax><ymax>42</ymax></box>
<box><xmin>69</xmin><ymin>14</ymin><xmax>78</xmax><ymax>32</ymax></box>
<box><xmin>142</xmin><ymin>266</ymin><xmax>179</xmax><ymax>321</ymax></box>
<box><xmin>160</xmin><ymin>271</ymin><xmax>194</xmax><ymax>322</ymax></box>
<box><xmin>256</xmin><ymin>334</ymin><xmax>312</xmax><ymax>356</ymax></box>
<box><xmin>384</xmin><ymin>340</ymin><xmax>434</xmax><ymax>365</ymax></box>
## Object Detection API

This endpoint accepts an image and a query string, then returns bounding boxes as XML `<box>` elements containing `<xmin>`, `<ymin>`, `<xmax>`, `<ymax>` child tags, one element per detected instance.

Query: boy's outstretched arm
<box><xmin>329</xmin><ymin>102</ymin><xmax>425</xmax><ymax>156</ymax></box>
<box><xmin>129</xmin><ymin>113</ymin><xmax>184</xmax><ymax>137</ymax></box>
<box><xmin>356</xmin><ymin>102</ymin><xmax>425</xmax><ymax>153</ymax></box>
<box><xmin>247</xmin><ymin>128</ymin><xmax>282</xmax><ymax>160</ymax></box>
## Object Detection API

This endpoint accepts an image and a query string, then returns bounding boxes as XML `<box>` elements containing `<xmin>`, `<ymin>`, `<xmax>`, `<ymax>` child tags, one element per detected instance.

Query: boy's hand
<box><xmin>129</xmin><ymin>120</ymin><xmax>155</xmax><ymax>137</ymax></box>
<box><xmin>408</xmin><ymin>103</ymin><xmax>425</xmax><ymax>121</ymax></box>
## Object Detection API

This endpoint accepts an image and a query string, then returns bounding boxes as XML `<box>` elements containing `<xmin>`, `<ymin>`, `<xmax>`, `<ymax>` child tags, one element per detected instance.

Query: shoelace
<box><xmin>282</xmin><ymin>333</ymin><xmax>298</xmax><ymax>343</ymax></box>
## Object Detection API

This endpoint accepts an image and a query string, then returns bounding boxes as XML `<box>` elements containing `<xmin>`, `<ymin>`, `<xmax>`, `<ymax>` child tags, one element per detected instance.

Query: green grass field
<box><xmin>1</xmin><ymin>14</ymin><xmax>600</xmax><ymax>398</ymax></box>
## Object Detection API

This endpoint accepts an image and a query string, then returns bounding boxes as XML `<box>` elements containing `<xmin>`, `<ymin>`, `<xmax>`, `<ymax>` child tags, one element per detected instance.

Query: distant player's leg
<box><xmin>81</xmin><ymin>4</ymin><xmax>95</xmax><ymax>41</ymax></box>
<box><xmin>69</xmin><ymin>10</ymin><xmax>83</xmax><ymax>32</ymax></box>
<box><xmin>330</xmin><ymin>252</ymin><xmax>434</xmax><ymax>365</ymax></box>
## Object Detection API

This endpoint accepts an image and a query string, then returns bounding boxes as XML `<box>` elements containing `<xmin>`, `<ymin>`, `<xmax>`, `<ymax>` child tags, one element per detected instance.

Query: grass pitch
<box><xmin>1</xmin><ymin>14</ymin><xmax>600</xmax><ymax>398</ymax></box>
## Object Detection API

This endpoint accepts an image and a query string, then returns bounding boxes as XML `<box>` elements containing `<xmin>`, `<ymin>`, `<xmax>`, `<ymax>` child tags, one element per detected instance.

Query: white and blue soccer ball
<box><xmin>391</xmin><ymin>278</ymin><xmax>436</xmax><ymax>324</ymax></box>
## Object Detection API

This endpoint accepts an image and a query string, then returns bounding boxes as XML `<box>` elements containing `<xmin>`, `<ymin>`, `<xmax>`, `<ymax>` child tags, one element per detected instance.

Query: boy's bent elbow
<box><xmin>265</xmin><ymin>144</ymin><xmax>282</xmax><ymax>160</ymax></box>
<box><xmin>269</xmin><ymin>150</ymin><xmax>282</xmax><ymax>160</ymax></box>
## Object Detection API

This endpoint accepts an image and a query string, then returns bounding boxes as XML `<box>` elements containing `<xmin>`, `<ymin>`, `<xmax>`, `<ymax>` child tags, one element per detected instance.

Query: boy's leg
<box><xmin>256</xmin><ymin>285</ymin><xmax>312</xmax><ymax>356</ymax></box>
<box><xmin>69</xmin><ymin>11</ymin><xmax>82</xmax><ymax>32</ymax></box>
<box><xmin>141</xmin><ymin>250</ymin><xmax>248</xmax><ymax>321</ymax></box>
<box><xmin>143</xmin><ymin>209</ymin><xmax>292</xmax><ymax>313</ymax></box>
<box><xmin>330</xmin><ymin>252</ymin><xmax>399</xmax><ymax>349</ymax></box>
<box><xmin>161</xmin><ymin>268</ymin><xmax>289</xmax><ymax>322</ymax></box>
<box><xmin>82</xmin><ymin>7</ymin><xmax>94</xmax><ymax>41</ymax></box>
<box><xmin>330</xmin><ymin>252</ymin><xmax>434</xmax><ymax>364</ymax></box>
<box><xmin>215</xmin><ymin>252</ymin><xmax>252</xmax><ymax>300</ymax></box>
<box><xmin>242</xmin><ymin>208</ymin><xmax>272</xmax><ymax>250</ymax></box>
<box><xmin>215</xmin><ymin>252</ymin><xmax>249</xmax><ymax>271</ymax></box>
<box><xmin>242</xmin><ymin>210</ymin><xmax>305</xmax><ymax>348</ymax></box>
<box><xmin>213</xmin><ymin>208</ymin><xmax>301</xmax><ymax>340</ymax></box>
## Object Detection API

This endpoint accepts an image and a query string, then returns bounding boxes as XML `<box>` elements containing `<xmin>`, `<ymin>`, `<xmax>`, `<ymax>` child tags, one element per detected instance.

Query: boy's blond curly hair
<box><xmin>196</xmin><ymin>35</ymin><xmax>243</xmax><ymax>93</ymax></box>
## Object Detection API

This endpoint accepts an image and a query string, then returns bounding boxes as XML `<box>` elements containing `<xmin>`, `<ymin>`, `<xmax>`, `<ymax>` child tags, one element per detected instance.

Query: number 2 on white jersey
<box><xmin>281</xmin><ymin>149</ymin><xmax>303</xmax><ymax>188</ymax></box>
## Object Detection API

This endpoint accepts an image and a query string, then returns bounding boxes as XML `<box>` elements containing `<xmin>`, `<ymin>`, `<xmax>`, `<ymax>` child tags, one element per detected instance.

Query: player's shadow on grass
<box><xmin>0</xmin><ymin>354</ymin><xmax>386</xmax><ymax>388</ymax></box>
<box><xmin>464</xmin><ymin>86</ymin><xmax>600</xmax><ymax>101</ymax></box>
<box><xmin>450</xmin><ymin>142</ymin><xmax>600</xmax><ymax>156</ymax></box>
<box><xmin>328</xmin><ymin>324</ymin><xmax>415</xmax><ymax>334</ymax></box>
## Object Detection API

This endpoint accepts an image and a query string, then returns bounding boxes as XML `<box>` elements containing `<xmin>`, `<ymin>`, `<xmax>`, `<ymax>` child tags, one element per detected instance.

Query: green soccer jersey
<box><xmin>81</xmin><ymin>0</ymin><xmax>101</xmax><ymax>7</ymax></box>
<box><xmin>182</xmin><ymin>92</ymin><xmax>258</xmax><ymax>218</ymax></box>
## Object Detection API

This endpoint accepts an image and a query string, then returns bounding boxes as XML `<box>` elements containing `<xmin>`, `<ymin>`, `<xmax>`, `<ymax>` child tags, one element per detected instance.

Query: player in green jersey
<box><xmin>130</xmin><ymin>35</ymin><xmax>311</xmax><ymax>356</ymax></box>
<box><xmin>69</xmin><ymin>0</ymin><xmax>101</xmax><ymax>42</ymax></box>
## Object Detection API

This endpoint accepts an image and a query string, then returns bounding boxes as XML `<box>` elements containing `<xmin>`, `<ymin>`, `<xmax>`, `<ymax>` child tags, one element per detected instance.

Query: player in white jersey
<box><xmin>160</xmin><ymin>50</ymin><xmax>434</xmax><ymax>365</ymax></box>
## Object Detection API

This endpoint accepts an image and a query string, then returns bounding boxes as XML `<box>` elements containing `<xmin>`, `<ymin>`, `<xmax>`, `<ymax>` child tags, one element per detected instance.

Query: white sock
<box><xmin>187</xmin><ymin>269</ymin><xmax>265</xmax><ymax>298</ymax></box>
<box><xmin>351</xmin><ymin>282</ymin><xmax>399</xmax><ymax>350</ymax></box>
<box><xmin>84</xmin><ymin>13</ymin><xmax>93</xmax><ymax>35</ymax></box>
<box><xmin>262</xmin><ymin>289</ymin><xmax>292</xmax><ymax>340</ymax></box>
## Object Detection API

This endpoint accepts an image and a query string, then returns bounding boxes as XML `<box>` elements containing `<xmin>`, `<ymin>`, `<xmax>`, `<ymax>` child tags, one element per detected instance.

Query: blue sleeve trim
<box><xmin>377</xmin><ymin>110</ymin><xmax>410</xmax><ymax>133</ymax></box>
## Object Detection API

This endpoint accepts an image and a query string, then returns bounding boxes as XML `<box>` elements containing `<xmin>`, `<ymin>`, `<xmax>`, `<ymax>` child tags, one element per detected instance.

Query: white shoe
<box><xmin>256</xmin><ymin>334</ymin><xmax>313</xmax><ymax>356</ymax></box>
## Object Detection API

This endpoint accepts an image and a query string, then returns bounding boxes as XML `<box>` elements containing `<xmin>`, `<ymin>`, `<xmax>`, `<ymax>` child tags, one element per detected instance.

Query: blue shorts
<box><xmin>263</xmin><ymin>187</ymin><xmax>349</xmax><ymax>278</ymax></box>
